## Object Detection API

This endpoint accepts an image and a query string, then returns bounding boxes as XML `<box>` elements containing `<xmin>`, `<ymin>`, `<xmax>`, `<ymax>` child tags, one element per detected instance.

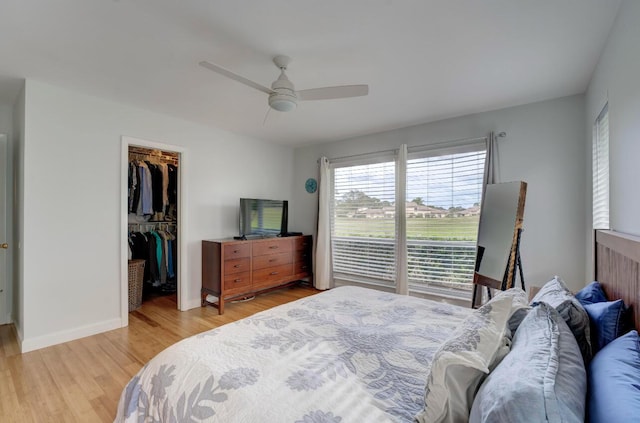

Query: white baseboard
<box><xmin>20</xmin><ymin>318</ymin><xmax>122</xmax><ymax>353</ymax></box>
<box><xmin>12</xmin><ymin>321</ymin><xmax>23</xmax><ymax>343</ymax></box>
<box><xmin>182</xmin><ymin>297</ymin><xmax>203</xmax><ymax>311</ymax></box>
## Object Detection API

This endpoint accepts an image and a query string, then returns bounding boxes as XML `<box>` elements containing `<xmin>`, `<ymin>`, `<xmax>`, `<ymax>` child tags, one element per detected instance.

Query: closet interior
<box><xmin>127</xmin><ymin>146</ymin><xmax>179</xmax><ymax>307</ymax></box>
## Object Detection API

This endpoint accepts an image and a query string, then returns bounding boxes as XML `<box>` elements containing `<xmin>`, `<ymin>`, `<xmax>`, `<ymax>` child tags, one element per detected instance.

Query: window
<box><xmin>329</xmin><ymin>141</ymin><xmax>486</xmax><ymax>295</ymax></box>
<box><xmin>406</xmin><ymin>144</ymin><xmax>486</xmax><ymax>293</ymax></box>
<box><xmin>593</xmin><ymin>104</ymin><xmax>609</xmax><ymax>230</ymax></box>
<box><xmin>331</xmin><ymin>157</ymin><xmax>397</xmax><ymax>287</ymax></box>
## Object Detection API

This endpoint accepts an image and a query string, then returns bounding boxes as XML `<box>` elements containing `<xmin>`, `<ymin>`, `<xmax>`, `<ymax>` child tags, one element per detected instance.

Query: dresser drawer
<box><xmin>294</xmin><ymin>261</ymin><xmax>311</xmax><ymax>275</ymax></box>
<box><xmin>294</xmin><ymin>249</ymin><xmax>311</xmax><ymax>263</ymax></box>
<box><xmin>253</xmin><ymin>264</ymin><xmax>293</xmax><ymax>284</ymax></box>
<box><xmin>295</xmin><ymin>235</ymin><xmax>313</xmax><ymax>251</ymax></box>
<box><xmin>253</xmin><ymin>239</ymin><xmax>292</xmax><ymax>256</ymax></box>
<box><xmin>223</xmin><ymin>243</ymin><xmax>251</xmax><ymax>260</ymax></box>
<box><xmin>223</xmin><ymin>271</ymin><xmax>251</xmax><ymax>293</ymax></box>
<box><xmin>224</xmin><ymin>257</ymin><xmax>250</xmax><ymax>275</ymax></box>
<box><xmin>253</xmin><ymin>251</ymin><xmax>292</xmax><ymax>270</ymax></box>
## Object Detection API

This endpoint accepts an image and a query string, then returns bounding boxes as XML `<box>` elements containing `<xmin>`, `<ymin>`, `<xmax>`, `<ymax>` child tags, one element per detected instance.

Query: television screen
<box><xmin>239</xmin><ymin>198</ymin><xmax>288</xmax><ymax>237</ymax></box>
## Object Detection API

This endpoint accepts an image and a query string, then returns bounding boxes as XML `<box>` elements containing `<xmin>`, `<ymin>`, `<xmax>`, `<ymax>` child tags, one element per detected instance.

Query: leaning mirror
<box><xmin>472</xmin><ymin>181</ymin><xmax>527</xmax><ymax>307</ymax></box>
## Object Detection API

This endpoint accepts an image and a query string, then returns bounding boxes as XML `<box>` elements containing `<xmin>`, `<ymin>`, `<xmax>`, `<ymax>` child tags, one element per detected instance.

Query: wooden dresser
<box><xmin>202</xmin><ymin>235</ymin><xmax>312</xmax><ymax>314</ymax></box>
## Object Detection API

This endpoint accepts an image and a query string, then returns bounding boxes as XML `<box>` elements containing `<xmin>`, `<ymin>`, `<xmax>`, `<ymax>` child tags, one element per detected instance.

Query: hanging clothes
<box><xmin>168</xmin><ymin>164</ymin><xmax>177</xmax><ymax>205</ymax></box>
<box><xmin>129</xmin><ymin>231</ymin><xmax>151</xmax><ymax>284</ymax></box>
<box><xmin>136</xmin><ymin>161</ymin><xmax>154</xmax><ymax>215</ymax></box>
<box><xmin>146</xmin><ymin>161</ymin><xmax>164</xmax><ymax>216</ymax></box>
<box><xmin>128</xmin><ymin>162</ymin><xmax>138</xmax><ymax>213</ymax></box>
<box><xmin>128</xmin><ymin>157</ymin><xmax>177</xmax><ymax>218</ymax></box>
<box><xmin>128</xmin><ymin>148</ymin><xmax>179</xmax><ymax>300</ymax></box>
<box><xmin>147</xmin><ymin>232</ymin><xmax>160</xmax><ymax>286</ymax></box>
<box><xmin>160</xmin><ymin>163</ymin><xmax>169</xmax><ymax>214</ymax></box>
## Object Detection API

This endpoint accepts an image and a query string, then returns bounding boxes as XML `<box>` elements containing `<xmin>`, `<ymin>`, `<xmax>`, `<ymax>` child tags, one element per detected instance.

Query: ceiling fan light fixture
<box><xmin>199</xmin><ymin>55</ymin><xmax>368</xmax><ymax>115</ymax></box>
<box><xmin>269</xmin><ymin>92</ymin><xmax>297</xmax><ymax>112</ymax></box>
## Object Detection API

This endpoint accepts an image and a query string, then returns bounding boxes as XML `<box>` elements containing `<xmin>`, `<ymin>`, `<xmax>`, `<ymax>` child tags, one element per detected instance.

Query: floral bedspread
<box><xmin>115</xmin><ymin>286</ymin><xmax>471</xmax><ymax>422</ymax></box>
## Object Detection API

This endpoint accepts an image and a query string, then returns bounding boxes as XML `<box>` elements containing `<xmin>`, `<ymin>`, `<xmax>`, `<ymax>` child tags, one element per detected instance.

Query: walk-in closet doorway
<box><xmin>120</xmin><ymin>136</ymin><xmax>187</xmax><ymax>327</ymax></box>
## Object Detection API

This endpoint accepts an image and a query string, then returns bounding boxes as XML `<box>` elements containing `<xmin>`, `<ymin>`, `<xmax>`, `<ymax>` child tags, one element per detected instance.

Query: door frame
<box><xmin>0</xmin><ymin>134</ymin><xmax>8</xmax><ymax>325</ymax></box>
<box><xmin>120</xmin><ymin>136</ymin><xmax>188</xmax><ymax>326</ymax></box>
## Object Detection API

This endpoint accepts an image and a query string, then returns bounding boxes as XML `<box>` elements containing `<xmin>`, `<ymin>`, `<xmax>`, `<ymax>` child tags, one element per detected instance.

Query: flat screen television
<box><xmin>239</xmin><ymin>198</ymin><xmax>288</xmax><ymax>238</ymax></box>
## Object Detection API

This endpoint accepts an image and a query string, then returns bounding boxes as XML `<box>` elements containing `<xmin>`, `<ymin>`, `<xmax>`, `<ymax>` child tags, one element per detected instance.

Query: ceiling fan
<box><xmin>199</xmin><ymin>55</ymin><xmax>368</xmax><ymax>112</ymax></box>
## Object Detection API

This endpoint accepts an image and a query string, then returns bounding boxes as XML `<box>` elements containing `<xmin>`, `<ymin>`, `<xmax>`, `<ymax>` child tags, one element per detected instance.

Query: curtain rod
<box><xmin>318</xmin><ymin>132</ymin><xmax>506</xmax><ymax>164</ymax></box>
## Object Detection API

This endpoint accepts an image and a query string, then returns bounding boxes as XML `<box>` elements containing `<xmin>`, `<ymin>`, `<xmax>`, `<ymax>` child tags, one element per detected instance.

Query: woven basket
<box><xmin>128</xmin><ymin>259</ymin><xmax>146</xmax><ymax>312</ymax></box>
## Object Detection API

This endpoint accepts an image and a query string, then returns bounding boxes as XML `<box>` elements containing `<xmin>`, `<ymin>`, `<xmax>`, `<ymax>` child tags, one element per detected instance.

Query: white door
<box><xmin>0</xmin><ymin>134</ymin><xmax>8</xmax><ymax>324</ymax></box>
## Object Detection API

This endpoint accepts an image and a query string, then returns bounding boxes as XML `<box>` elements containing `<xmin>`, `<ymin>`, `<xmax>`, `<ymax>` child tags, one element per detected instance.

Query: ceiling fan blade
<box><xmin>199</xmin><ymin>61</ymin><xmax>274</xmax><ymax>95</ymax></box>
<box><xmin>297</xmin><ymin>85</ymin><xmax>368</xmax><ymax>101</ymax></box>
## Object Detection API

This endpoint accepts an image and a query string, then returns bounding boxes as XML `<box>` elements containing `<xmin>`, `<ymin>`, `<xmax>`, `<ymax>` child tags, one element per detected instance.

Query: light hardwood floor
<box><xmin>0</xmin><ymin>284</ymin><xmax>318</xmax><ymax>422</ymax></box>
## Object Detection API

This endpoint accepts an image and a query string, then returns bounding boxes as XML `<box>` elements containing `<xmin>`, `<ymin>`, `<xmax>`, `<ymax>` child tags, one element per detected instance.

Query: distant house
<box><xmin>382</xmin><ymin>206</ymin><xmax>395</xmax><ymax>217</ymax></box>
<box><xmin>355</xmin><ymin>203</ymin><xmax>477</xmax><ymax>219</ymax></box>
<box><xmin>361</xmin><ymin>208</ymin><xmax>385</xmax><ymax>218</ymax></box>
<box><xmin>461</xmin><ymin>205</ymin><xmax>481</xmax><ymax>216</ymax></box>
<box><xmin>417</xmin><ymin>205</ymin><xmax>448</xmax><ymax>218</ymax></box>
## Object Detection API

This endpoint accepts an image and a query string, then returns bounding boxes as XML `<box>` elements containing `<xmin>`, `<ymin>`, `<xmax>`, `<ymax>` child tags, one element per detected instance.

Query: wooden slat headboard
<box><xmin>595</xmin><ymin>230</ymin><xmax>640</xmax><ymax>330</ymax></box>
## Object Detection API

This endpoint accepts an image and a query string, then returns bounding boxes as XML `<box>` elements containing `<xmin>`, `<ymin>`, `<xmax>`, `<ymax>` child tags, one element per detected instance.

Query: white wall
<box><xmin>0</xmin><ymin>103</ymin><xmax>12</xmax><ymax>142</ymax></box>
<box><xmin>20</xmin><ymin>80</ymin><xmax>294</xmax><ymax>351</ymax></box>
<box><xmin>585</xmin><ymin>0</ymin><xmax>640</xmax><ymax>275</ymax></box>
<box><xmin>12</xmin><ymin>86</ymin><xmax>24</xmax><ymax>340</ymax></box>
<box><xmin>293</xmin><ymin>95</ymin><xmax>587</xmax><ymax>292</ymax></box>
<box><xmin>0</xmin><ymin>102</ymin><xmax>14</xmax><ymax>325</ymax></box>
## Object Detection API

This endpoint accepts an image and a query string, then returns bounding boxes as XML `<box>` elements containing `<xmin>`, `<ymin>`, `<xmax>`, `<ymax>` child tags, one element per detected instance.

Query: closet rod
<box><xmin>129</xmin><ymin>155</ymin><xmax>178</xmax><ymax>164</ymax></box>
<box><xmin>128</xmin><ymin>222</ymin><xmax>177</xmax><ymax>226</ymax></box>
<box><xmin>127</xmin><ymin>223</ymin><xmax>177</xmax><ymax>231</ymax></box>
<box><xmin>128</xmin><ymin>146</ymin><xmax>178</xmax><ymax>156</ymax></box>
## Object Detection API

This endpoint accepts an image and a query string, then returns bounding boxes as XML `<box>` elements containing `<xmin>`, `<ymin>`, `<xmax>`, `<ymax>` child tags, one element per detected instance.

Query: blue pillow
<box><xmin>588</xmin><ymin>330</ymin><xmax>640</xmax><ymax>423</ymax></box>
<box><xmin>469</xmin><ymin>303</ymin><xmax>586</xmax><ymax>423</ymax></box>
<box><xmin>583</xmin><ymin>299</ymin><xmax>628</xmax><ymax>353</ymax></box>
<box><xmin>575</xmin><ymin>281</ymin><xmax>608</xmax><ymax>305</ymax></box>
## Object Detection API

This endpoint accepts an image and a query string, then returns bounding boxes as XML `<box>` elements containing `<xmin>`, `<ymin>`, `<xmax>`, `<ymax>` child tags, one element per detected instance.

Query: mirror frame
<box><xmin>471</xmin><ymin>181</ymin><xmax>527</xmax><ymax>308</ymax></box>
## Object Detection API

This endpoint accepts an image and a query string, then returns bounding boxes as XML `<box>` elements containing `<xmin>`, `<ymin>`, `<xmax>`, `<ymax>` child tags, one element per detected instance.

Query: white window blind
<box><xmin>328</xmin><ymin>140</ymin><xmax>487</xmax><ymax>296</ymax></box>
<box><xmin>331</xmin><ymin>159</ymin><xmax>396</xmax><ymax>286</ymax></box>
<box><xmin>406</xmin><ymin>144</ymin><xmax>486</xmax><ymax>292</ymax></box>
<box><xmin>593</xmin><ymin>104</ymin><xmax>609</xmax><ymax>230</ymax></box>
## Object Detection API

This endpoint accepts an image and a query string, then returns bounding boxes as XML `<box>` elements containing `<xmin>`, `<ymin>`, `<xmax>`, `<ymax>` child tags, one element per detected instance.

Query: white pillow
<box><xmin>415</xmin><ymin>292</ymin><xmax>515</xmax><ymax>423</ymax></box>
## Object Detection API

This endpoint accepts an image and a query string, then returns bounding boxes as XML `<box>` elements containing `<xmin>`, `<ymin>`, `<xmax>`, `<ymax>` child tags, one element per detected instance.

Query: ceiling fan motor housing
<box><xmin>269</xmin><ymin>70</ymin><xmax>297</xmax><ymax>112</ymax></box>
<box><xmin>199</xmin><ymin>55</ymin><xmax>368</xmax><ymax>113</ymax></box>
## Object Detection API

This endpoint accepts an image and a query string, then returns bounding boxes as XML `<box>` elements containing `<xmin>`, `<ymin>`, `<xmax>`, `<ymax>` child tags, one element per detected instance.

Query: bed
<box><xmin>594</xmin><ymin>230</ymin><xmax>640</xmax><ymax>329</ymax></box>
<box><xmin>116</xmin><ymin>230</ymin><xmax>640</xmax><ymax>423</ymax></box>
<box><xmin>116</xmin><ymin>286</ymin><xmax>472</xmax><ymax>422</ymax></box>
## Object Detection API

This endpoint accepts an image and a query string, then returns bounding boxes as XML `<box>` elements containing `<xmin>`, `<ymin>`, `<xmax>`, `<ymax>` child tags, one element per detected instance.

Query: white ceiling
<box><xmin>0</xmin><ymin>0</ymin><xmax>621</xmax><ymax>146</ymax></box>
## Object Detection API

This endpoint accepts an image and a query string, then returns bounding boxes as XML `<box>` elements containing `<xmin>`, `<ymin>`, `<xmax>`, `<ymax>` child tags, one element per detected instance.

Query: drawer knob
<box><xmin>269</xmin><ymin>258</ymin><xmax>276</xmax><ymax>262</ymax></box>
<box><xmin>234</xmin><ymin>278</ymin><xmax>242</xmax><ymax>283</ymax></box>
<box><xmin>301</xmin><ymin>265</ymin><xmax>308</xmax><ymax>269</ymax></box>
<box><xmin>270</xmin><ymin>271</ymin><xmax>279</xmax><ymax>275</ymax></box>
<box><xmin>269</xmin><ymin>245</ymin><xmax>279</xmax><ymax>249</ymax></box>
<box><xmin>234</xmin><ymin>264</ymin><xmax>242</xmax><ymax>268</ymax></box>
<box><xmin>233</xmin><ymin>249</ymin><xmax>239</xmax><ymax>253</ymax></box>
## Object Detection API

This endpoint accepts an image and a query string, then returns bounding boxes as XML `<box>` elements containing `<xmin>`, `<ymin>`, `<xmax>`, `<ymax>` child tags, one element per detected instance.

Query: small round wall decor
<box><xmin>305</xmin><ymin>178</ymin><xmax>318</xmax><ymax>193</ymax></box>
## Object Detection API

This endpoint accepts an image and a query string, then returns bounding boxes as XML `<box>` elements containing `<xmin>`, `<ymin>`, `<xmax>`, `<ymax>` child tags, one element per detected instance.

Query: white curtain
<box><xmin>315</xmin><ymin>157</ymin><xmax>332</xmax><ymax>290</ymax></box>
<box><xmin>395</xmin><ymin>144</ymin><xmax>408</xmax><ymax>294</ymax></box>
<box><xmin>483</xmin><ymin>132</ymin><xmax>499</xmax><ymax>186</ymax></box>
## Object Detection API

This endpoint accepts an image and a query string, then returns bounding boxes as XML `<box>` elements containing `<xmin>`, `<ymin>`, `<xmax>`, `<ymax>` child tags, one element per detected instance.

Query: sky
<box><xmin>334</xmin><ymin>150</ymin><xmax>486</xmax><ymax>209</ymax></box>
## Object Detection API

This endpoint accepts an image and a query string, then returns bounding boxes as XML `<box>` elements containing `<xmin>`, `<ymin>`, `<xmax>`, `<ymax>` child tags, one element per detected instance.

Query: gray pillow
<box><xmin>530</xmin><ymin>276</ymin><xmax>592</xmax><ymax>362</ymax></box>
<box><xmin>500</xmin><ymin>288</ymin><xmax>530</xmax><ymax>337</ymax></box>
<box><xmin>469</xmin><ymin>303</ymin><xmax>587</xmax><ymax>423</ymax></box>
